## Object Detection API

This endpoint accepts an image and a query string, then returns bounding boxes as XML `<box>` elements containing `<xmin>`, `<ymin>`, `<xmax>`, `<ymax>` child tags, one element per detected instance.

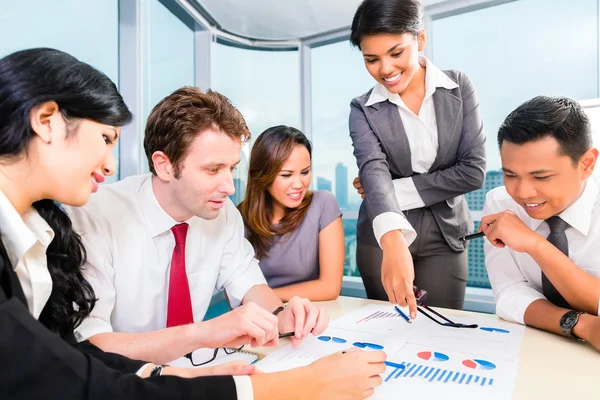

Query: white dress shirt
<box><xmin>68</xmin><ymin>174</ymin><xmax>265</xmax><ymax>400</ymax></box>
<box><xmin>0</xmin><ymin>189</ymin><xmax>54</xmax><ymax>319</ymax></box>
<box><xmin>365</xmin><ymin>56</ymin><xmax>459</xmax><ymax>247</ymax></box>
<box><xmin>484</xmin><ymin>179</ymin><xmax>600</xmax><ymax>324</ymax></box>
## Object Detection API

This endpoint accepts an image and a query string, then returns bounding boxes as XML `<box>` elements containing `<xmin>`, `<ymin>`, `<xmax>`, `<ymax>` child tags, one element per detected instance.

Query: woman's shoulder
<box><xmin>311</xmin><ymin>190</ymin><xmax>339</xmax><ymax>207</ymax></box>
<box><xmin>439</xmin><ymin>69</ymin><xmax>473</xmax><ymax>90</ymax></box>
<box><xmin>350</xmin><ymin>87</ymin><xmax>375</xmax><ymax>107</ymax></box>
<box><xmin>309</xmin><ymin>190</ymin><xmax>342</xmax><ymax>219</ymax></box>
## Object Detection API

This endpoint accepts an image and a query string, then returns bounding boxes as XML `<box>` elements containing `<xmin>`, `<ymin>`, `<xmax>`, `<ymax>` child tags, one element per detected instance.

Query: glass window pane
<box><xmin>141</xmin><ymin>0</ymin><xmax>195</xmax><ymax>173</ymax></box>
<box><xmin>211</xmin><ymin>43</ymin><xmax>300</xmax><ymax>205</ymax></box>
<box><xmin>431</xmin><ymin>0</ymin><xmax>599</xmax><ymax>288</ymax></box>
<box><xmin>0</xmin><ymin>0</ymin><xmax>121</xmax><ymax>182</ymax></box>
<box><xmin>311</xmin><ymin>40</ymin><xmax>374</xmax><ymax>277</ymax></box>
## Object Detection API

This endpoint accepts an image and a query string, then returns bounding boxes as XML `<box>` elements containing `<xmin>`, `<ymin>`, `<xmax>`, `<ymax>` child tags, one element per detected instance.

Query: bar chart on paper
<box><xmin>331</xmin><ymin>304</ymin><xmax>431</xmax><ymax>337</ymax></box>
<box><xmin>384</xmin><ymin>361</ymin><xmax>496</xmax><ymax>387</ymax></box>
<box><xmin>355</xmin><ymin>311</ymin><xmax>402</xmax><ymax>324</ymax></box>
<box><xmin>373</xmin><ymin>344</ymin><xmax>518</xmax><ymax>400</ymax></box>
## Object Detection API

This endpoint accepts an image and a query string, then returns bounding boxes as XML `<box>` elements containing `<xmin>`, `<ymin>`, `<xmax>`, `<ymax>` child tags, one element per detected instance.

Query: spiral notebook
<box><xmin>166</xmin><ymin>347</ymin><xmax>258</xmax><ymax>369</ymax></box>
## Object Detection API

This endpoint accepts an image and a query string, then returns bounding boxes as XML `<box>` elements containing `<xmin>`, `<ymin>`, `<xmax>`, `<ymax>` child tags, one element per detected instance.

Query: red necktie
<box><xmin>166</xmin><ymin>223</ymin><xmax>194</xmax><ymax>327</ymax></box>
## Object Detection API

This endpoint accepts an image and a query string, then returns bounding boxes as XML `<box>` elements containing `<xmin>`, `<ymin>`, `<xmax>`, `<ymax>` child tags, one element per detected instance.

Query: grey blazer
<box><xmin>349</xmin><ymin>70</ymin><xmax>486</xmax><ymax>252</ymax></box>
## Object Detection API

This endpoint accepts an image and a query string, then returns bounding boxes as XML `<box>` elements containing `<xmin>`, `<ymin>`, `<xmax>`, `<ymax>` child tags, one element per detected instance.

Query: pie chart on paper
<box><xmin>417</xmin><ymin>351</ymin><xmax>450</xmax><ymax>362</ymax></box>
<box><xmin>462</xmin><ymin>359</ymin><xmax>496</xmax><ymax>370</ymax></box>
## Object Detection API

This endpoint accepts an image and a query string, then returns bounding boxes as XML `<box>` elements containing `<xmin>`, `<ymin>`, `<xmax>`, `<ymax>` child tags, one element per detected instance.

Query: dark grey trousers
<box><xmin>356</xmin><ymin>208</ymin><xmax>468</xmax><ymax>310</ymax></box>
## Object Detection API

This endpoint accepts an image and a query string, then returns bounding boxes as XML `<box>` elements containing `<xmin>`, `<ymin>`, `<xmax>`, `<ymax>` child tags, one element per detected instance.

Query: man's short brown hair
<box><xmin>144</xmin><ymin>87</ymin><xmax>250</xmax><ymax>177</ymax></box>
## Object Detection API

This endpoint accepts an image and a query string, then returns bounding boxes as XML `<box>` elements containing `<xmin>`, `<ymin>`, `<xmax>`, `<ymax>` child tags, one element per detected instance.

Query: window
<box><xmin>430</xmin><ymin>0</ymin><xmax>599</xmax><ymax>287</ymax></box>
<box><xmin>211</xmin><ymin>43</ymin><xmax>300</xmax><ymax>205</ymax></box>
<box><xmin>0</xmin><ymin>0</ymin><xmax>120</xmax><ymax>182</ymax></box>
<box><xmin>140</xmin><ymin>0</ymin><xmax>195</xmax><ymax>174</ymax></box>
<box><xmin>311</xmin><ymin>40</ymin><xmax>374</xmax><ymax>277</ymax></box>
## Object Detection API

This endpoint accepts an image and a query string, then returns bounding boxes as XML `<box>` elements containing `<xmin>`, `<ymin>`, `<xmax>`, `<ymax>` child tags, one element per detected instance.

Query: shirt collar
<box><xmin>138</xmin><ymin>175</ymin><xmax>179</xmax><ymax>238</ymax></box>
<box><xmin>530</xmin><ymin>178</ymin><xmax>598</xmax><ymax>235</ymax></box>
<box><xmin>0</xmin><ymin>189</ymin><xmax>54</xmax><ymax>269</ymax></box>
<box><xmin>365</xmin><ymin>56</ymin><xmax>459</xmax><ymax>107</ymax></box>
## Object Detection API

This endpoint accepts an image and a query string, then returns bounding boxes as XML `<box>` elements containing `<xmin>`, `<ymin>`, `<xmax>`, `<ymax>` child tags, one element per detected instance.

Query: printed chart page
<box><xmin>409</xmin><ymin>314</ymin><xmax>526</xmax><ymax>360</ymax></box>
<box><xmin>330</xmin><ymin>303</ymin><xmax>432</xmax><ymax>338</ymax></box>
<box><xmin>372</xmin><ymin>343</ymin><xmax>518</xmax><ymax>400</ymax></box>
<box><xmin>255</xmin><ymin>326</ymin><xmax>406</xmax><ymax>373</ymax></box>
<box><xmin>332</xmin><ymin>304</ymin><xmax>525</xmax><ymax>360</ymax></box>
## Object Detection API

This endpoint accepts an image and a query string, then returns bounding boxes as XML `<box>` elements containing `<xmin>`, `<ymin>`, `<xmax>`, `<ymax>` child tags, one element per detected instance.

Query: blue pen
<box><xmin>385</xmin><ymin>361</ymin><xmax>406</xmax><ymax>369</ymax></box>
<box><xmin>394</xmin><ymin>306</ymin><xmax>411</xmax><ymax>323</ymax></box>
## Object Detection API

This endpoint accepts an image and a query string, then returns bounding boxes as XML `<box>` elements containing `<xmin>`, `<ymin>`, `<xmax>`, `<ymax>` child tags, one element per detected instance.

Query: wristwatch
<box><xmin>559</xmin><ymin>310</ymin><xmax>586</xmax><ymax>341</ymax></box>
<box><xmin>272</xmin><ymin>304</ymin><xmax>287</xmax><ymax>316</ymax></box>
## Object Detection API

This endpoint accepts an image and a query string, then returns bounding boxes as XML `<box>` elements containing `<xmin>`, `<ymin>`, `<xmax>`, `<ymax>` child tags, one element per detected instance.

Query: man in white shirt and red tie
<box><xmin>67</xmin><ymin>87</ymin><xmax>330</xmax><ymax>372</ymax></box>
<box><xmin>481</xmin><ymin>96</ymin><xmax>600</xmax><ymax>351</ymax></box>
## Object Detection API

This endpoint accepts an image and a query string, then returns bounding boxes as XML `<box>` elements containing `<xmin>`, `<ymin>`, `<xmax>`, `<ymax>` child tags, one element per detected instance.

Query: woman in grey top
<box><xmin>239</xmin><ymin>126</ymin><xmax>344</xmax><ymax>301</ymax></box>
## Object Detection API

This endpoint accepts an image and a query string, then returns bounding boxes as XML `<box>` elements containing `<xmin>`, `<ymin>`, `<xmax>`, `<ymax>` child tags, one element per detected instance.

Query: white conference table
<box><xmin>253</xmin><ymin>296</ymin><xmax>600</xmax><ymax>399</ymax></box>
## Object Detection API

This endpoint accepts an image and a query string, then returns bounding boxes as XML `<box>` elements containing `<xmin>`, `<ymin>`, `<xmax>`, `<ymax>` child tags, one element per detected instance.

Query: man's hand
<box><xmin>303</xmin><ymin>348</ymin><xmax>386</xmax><ymax>400</ymax></box>
<box><xmin>380</xmin><ymin>231</ymin><xmax>417</xmax><ymax>318</ymax></box>
<box><xmin>353</xmin><ymin>177</ymin><xmax>365</xmax><ymax>199</ymax></box>
<box><xmin>480</xmin><ymin>210</ymin><xmax>543</xmax><ymax>253</ymax></box>
<box><xmin>573</xmin><ymin>313</ymin><xmax>600</xmax><ymax>352</ymax></box>
<box><xmin>277</xmin><ymin>296</ymin><xmax>329</xmax><ymax>347</ymax></box>
<box><xmin>198</xmin><ymin>302</ymin><xmax>279</xmax><ymax>349</ymax></box>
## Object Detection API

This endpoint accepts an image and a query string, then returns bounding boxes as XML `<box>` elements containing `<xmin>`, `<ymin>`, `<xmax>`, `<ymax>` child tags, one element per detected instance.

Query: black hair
<box><xmin>498</xmin><ymin>96</ymin><xmax>592</xmax><ymax>165</ymax></box>
<box><xmin>0</xmin><ymin>48</ymin><xmax>132</xmax><ymax>337</ymax></box>
<box><xmin>350</xmin><ymin>0</ymin><xmax>424</xmax><ymax>49</ymax></box>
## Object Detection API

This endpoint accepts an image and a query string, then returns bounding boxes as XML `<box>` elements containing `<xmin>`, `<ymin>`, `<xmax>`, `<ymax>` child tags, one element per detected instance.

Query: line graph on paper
<box><xmin>355</xmin><ymin>311</ymin><xmax>402</xmax><ymax>324</ymax></box>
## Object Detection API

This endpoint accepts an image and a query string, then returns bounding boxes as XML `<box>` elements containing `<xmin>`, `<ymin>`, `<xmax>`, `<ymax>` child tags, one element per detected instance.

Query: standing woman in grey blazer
<box><xmin>349</xmin><ymin>0</ymin><xmax>486</xmax><ymax>317</ymax></box>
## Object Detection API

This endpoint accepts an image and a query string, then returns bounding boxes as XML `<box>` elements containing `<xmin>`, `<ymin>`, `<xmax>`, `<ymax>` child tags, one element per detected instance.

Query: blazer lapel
<box><xmin>0</xmin><ymin>241</ymin><xmax>27</xmax><ymax>305</ymax></box>
<box><xmin>366</xmin><ymin>101</ymin><xmax>413</xmax><ymax>177</ymax></box>
<box><xmin>430</xmin><ymin>88</ymin><xmax>462</xmax><ymax>171</ymax></box>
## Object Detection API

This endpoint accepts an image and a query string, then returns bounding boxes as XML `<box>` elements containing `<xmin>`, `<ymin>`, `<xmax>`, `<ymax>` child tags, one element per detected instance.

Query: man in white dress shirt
<box><xmin>482</xmin><ymin>96</ymin><xmax>600</xmax><ymax>350</ymax></box>
<box><xmin>68</xmin><ymin>87</ymin><xmax>329</xmax><ymax>367</ymax></box>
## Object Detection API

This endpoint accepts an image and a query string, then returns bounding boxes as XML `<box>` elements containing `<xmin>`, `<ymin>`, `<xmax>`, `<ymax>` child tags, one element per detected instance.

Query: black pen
<box><xmin>459</xmin><ymin>232</ymin><xmax>485</xmax><ymax>241</ymax></box>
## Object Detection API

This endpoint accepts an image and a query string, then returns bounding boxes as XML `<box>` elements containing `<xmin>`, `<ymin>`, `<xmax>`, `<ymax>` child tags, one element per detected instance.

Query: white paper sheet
<box><xmin>331</xmin><ymin>304</ymin><xmax>525</xmax><ymax>360</ymax></box>
<box><xmin>255</xmin><ymin>326</ymin><xmax>407</xmax><ymax>373</ymax></box>
<box><xmin>372</xmin><ymin>343</ymin><xmax>518</xmax><ymax>400</ymax></box>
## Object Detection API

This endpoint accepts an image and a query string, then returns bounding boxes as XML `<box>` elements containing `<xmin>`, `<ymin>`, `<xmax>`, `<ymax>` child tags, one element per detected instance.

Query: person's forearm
<box><xmin>251</xmin><ymin>366</ymin><xmax>314</xmax><ymax>399</ymax></box>
<box><xmin>88</xmin><ymin>323</ymin><xmax>208</xmax><ymax>365</ymax></box>
<box><xmin>242</xmin><ymin>284</ymin><xmax>283</xmax><ymax>312</ymax></box>
<box><xmin>381</xmin><ymin>229</ymin><xmax>407</xmax><ymax>253</ymax></box>
<box><xmin>528</xmin><ymin>238</ymin><xmax>600</xmax><ymax>314</ymax></box>
<box><xmin>523</xmin><ymin>299</ymin><xmax>570</xmax><ymax>335</ymax></box>
<box><xmin>524</xmin><ymin>299</ymin><xmax>598</xmax><ymax>342</ymax></box>
<box><xmin>273</xmin><ymin>278</ymin><xmax>342</xmax><ymax>302</ymax></box>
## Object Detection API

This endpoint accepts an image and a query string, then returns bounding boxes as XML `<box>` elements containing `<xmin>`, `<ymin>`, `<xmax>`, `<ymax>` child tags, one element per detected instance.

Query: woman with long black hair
<box><xmin>0</xmin><ymin>47</ymin><xmax>385</xmax><ymax>400</ymax></box>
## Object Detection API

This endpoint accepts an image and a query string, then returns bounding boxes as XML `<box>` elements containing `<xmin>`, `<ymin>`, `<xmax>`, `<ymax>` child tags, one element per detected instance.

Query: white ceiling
<box><xmin>195</xmin><ymin>0</ymin><xmax>448</xmax><ymax>41</ymax></box>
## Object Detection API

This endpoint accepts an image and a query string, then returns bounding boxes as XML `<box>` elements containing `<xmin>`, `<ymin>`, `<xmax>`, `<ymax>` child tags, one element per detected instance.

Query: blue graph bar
<box><xmin>444</xmin><ymin>371</ymin><xmax>452</xmax><ymax>383</ymax></box>
<box><xmin>466</xmin><ymin>375</ymin><xmax>473</xmax><ymax>385</ymax></box>
<box><xmin>437</xmin><ymin>370</ymin><xmax>447</xmax><ymax>381</ymax></box>
<box><xmin>403</xmin><ymin>364</ymin><xmax>416</xmax><ymax>377</ymax></box>
<box><xmin>481</xmin><ymin>378</ymin><xmax>487</xmax><ymax>386</ymax></box>
<box><xmin>459</xmin><ymin>373</ymin><xmax>466</xmax><ymax>384</ymax></box>
<box><xmin>428</xmin><ymin>369</ymin><xmax>441</xmax><ymax>382</ymax></box>
<box><xmin>489</xmin><ymin>378</ymin><xmax>494</xmax><ymax>386</ymax></box>
<box><xmin>424</xmin><ymin>368</ymin><xmax>434</xmax><ymax>379</ymax></box>
<box><xmin>385</xmin><ymin>368</ymin><xmax>400</xmax><ymax>382</ymax></box>
<box><xmin>452</xmin><ymin>372</ymin><xmax>460</xmax><ymax>382</ymax></box>
<box><xmin>411</xmin><ymin>365</ymin><xmax>423</xmax><ymax>377</ymax></box>
<box><xmin>419</xmin><ymin>366</ymin><xmax>429</xmax><ymax>377</ymax></box>
<box><xmin>474</xmin><ymin>376</ymin><xmax>479</xmax><ymax>383</ymax></box>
